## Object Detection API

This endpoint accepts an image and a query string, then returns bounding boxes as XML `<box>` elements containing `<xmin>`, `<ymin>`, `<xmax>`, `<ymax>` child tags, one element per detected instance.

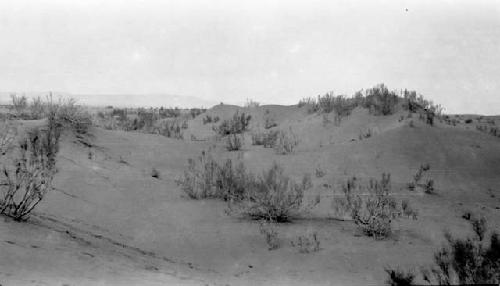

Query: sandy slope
<box><xmin>1</xmin><ymin>106</ymin><xmax>499</xmax><ymax>285</ymax></box>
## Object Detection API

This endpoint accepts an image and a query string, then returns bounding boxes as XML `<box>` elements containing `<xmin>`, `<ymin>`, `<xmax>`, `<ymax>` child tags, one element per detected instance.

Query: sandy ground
<box><xmin>1</xmin><ymin>106</ymin><xmax>499</xmax><ymax>285</ymax></box>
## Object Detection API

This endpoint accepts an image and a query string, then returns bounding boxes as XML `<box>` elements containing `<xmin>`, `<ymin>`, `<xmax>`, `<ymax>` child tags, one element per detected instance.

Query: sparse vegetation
<box><xmin>225</xmin><ymin>133</ymin><xmax>243</xmax><ymax>151</ymax></box>
<box><xmin>273</xmin><ymin>128</ymin><xmax>299</xmax><ymax>155</ymax></box>
<box><xmin>393</xmin><ymin>217</ymin><xmax>500</xmax><ymax>285</ymax></box>
<box><xmin>227</xmin><ymin>162</ymin><xmax>313</xmax><ymax>222</ymax></box>
<box><xmin>214</xmin><ymin>111</ymin><xmax>251</xmax><ymax>136</ymax></box>
<box><xmin>259</xmin><ymin>220</ymin><xmax>280</xmax><ymax>250</ymax></box>
<box><xmin>334</xmin><ymin>174</ymin><xmax>411</xmax><ymax>239</ymax></box>
<box><xmin>0</xmin><ymin>124</ymin><xmax>60</xmax><ymax>221</ymax></box>
<box><xmin>291</xmin><ymin>231</ymin><xmax>321</xmax><ymax>253</ymax></box>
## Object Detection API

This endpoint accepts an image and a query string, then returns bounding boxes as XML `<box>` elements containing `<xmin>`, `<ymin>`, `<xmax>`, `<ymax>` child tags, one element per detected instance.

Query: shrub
<box><xmin>46</xmin><ymin>96</ymin><xmax>92</xmax><ymax>135</ymax></box>
<box><xmin>177</xmin><ymin>149</ymin><xmax>219</xmax><ymax>199</ymax></box>
<box><xmin>364</xmin><ymin>84</ymin><xmax>398</xmax><ymax>116</ymax></box>
<box><xmin>225</xmin><ymin>134</ymin><xmax>243</xmax><ymax>151</ymax></box>
<box><xmin>472</xmin><ymin>216</ymin><xmax>487</xmax><ymax>241</ymax></box>
<box><xmin>424</xmin><ymin>179</ymin><xmax>435</xmax><ymax>194</ymax></box>
<box><xmin>385</xmin><ymin>268</ymin><xmax>415</xmax><ymax>286</ymax></box>
<box><xmin>189</xmin><ymin>108</ymin><xmax>205</xmax><ymax>119</ymax></box>
<box><xmin>264</xmin><ymin>117</ymin><xmax>278</xmax><ymax>129</ymax></box>
<box><xmin>214</xmin><ymin>111</ymin><xmax>251</xmax><ymax>135</ymax></box>
<box><xmin>203</xmin><ymin>115</ymin><xmax>213</xmax><ymax>124</ymax></box>
<box><xmin>401</xmin><ymin>199</ymin><xmax>418</xmax><ymax>220</ymax></box>
<box><xmin>335</xmin><ymin>174</ymin><xmax>404</xmax><ymax>239</ymax></box>
<box><xmin>465</xmin><ymin>118</ymin><xmax>473</xmax><ymax>124</ymax></box>
<box><xmin>418</xmin><ymin>218</ymin><xmax>500</xmax><ymax>285</ymax></box>
<box><xmin>298</xmin><ymin>97</ymin><xmax>320</xmax><ymax>114</ymax></box>
<box><xmin>0</xmin><ymin>126</ymin><xmax>60</xmax><ymax>221</ymax></box>
<box><xmin>177</xmin><ymin>150</ymin><xmax>249</xmax><ymax>200</ymax></box>
<box><xmin>10</xmin><ymin>94</ymin><xmax>28</xmax><ymax>116</ymax></box>
<box><xmin>157</xmin><ymin>120</ymin><xmax>184</xmax><ymax>139</ymax></box>
<box><xmin>228</xmin><ymin>162</ymin><xmax>311</xmax><ymax>222</ymax></box>
<box><xmin>259</xmin><ymin>220</ymin><xmax>280</xmax><ymax>250</ymax></box>
<box><xmin>274</xmin><ymin>128</ymin><xmax>299</xmax><ymax>155</ymax></box>
<box><xmin>291</xmin><ymin>231</ymin><xmax>321</xmax><ymax>253</ymax></box>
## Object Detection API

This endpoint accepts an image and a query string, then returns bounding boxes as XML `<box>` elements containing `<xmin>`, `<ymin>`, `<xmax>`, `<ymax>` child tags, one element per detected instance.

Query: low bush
<box><xmin>334</xmin><ymin>174</ymin><xmax>408</xmax><ymax>239</ymax></box>
<box><xmin>0</xmin><ymin>125</ymin><xmax>60</xmax><ymax>221</ymax></box>
<box><xmin>395</xmin><ymin>217</ymin><xmax>500</xmax><ymax>285</ymax></box>
<box><xmin>259</xmin><ymin>220</ymin><xmax>280</xmax><ymax>250</ymax></box>
<box><xmin>225</xmin><ymin>134</ymin><xmax>243</xmax><ymax>151</ymax></box>
<box><xmin>274</xmin><ymin>128</ymin><xmax>299</xmax><ymax>155</ymax></box>
<box><xmin>214</xmin><ymin>111</ymin><xmax>251</xmax><ymax>135</ymax></box>
<box><xmin>177</xmin><ymin>149</ymin><xmax>249</xmax><ymax>201</ymax></box>
<box><xmin>228</xmin><ymin>162</ymin><xmax>312</xmax><ymax>222</ymax></box>
<box><xmin>291</xmin><ymin>231</ymin><xmax>321</xmax><ymax>253</ymax></box>
<box><xmin>364</xmin><ymin>84</ymin><xmax>399</xmax><ymax>116</ymax></box>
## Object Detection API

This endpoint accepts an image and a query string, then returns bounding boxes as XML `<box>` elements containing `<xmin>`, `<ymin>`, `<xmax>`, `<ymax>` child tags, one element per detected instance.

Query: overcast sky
<box><xmin>0</xmin><ymin>0</ymin><xmax>499</xmax><ymax>114</ymax></box>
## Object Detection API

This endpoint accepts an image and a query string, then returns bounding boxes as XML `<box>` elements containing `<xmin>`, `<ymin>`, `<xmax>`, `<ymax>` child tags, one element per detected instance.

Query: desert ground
<box><xmin>1</xmin><ymin>96</ymin><xmax>499</xmax><ymax>286</ymax></box>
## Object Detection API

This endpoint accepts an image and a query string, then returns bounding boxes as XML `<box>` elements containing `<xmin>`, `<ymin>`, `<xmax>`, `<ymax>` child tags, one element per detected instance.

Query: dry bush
<box><xmin>259</xmin><ymin>220</ymin><xmax>280</xmax><ymax>250</ymax></box>
<box><xmin>225</xmin><ymin>133</ymin><xmax>243</xmax><ymax>151</ymax></box>
<box><xmin>408</xmin><ymin>163</ymin><xmax>435</xmax><ymax>194</ymax></box>
<box><xmin>274</xmin><ymin>128</ymin><xmax>299</xmax><ymax>155</ymax></box>
<box><xmin>10</xmin><ymin>94</ymin><xmax>28</xmax><ymax>117</ymax></box>
<box><xmin>251</xmin><ymin>130</ymin><xmax>279</xmax><ymax>148</ymax></box>
<box><xmin>177</xmin><ymin>150</ymin><xmax>249</xmax><ymax>200</ymax></box>
<box><xmin>177</xmin><ymin>149</ymin><xmax>219</xmax><ymax>199</ymax></box>
<box><xmin>228</xmin><ymin>162</ymin><xmax>312</xmax><ymax>222</ymax></box>
<box><xmin>214</xmin><ymin>111</ymin><xmax>251</xmax><ymax>135</ymax></box>
<box><xmin>418</xmin><ymin>218</ymin><xmax>500</xmax><ymax>285</ymax></box>
<box><xmin>157</xmin><ymin>120</ymin><xmax>184</xmax><ymax>139</ymax></box>
<box><xmin>46</xmin><ymin>96</ymin><xmax>92</xmax><ymax>135</ymax></box>
<box><xmin>0</xmin><ymin>126</ymin><xmax>60</xmax><ymax>221</ymax></box>
<box><xmin>334</xmin><ymin>174</ymin><xmax>407</xmax><ymax>240</ymax></box>
<box><xmin>291</xmin><ymin>231</ymin><xmax>321</xmax><ymax>253</ymax></box>
<box><xmin>364</xmin><ymin>84</ymin><xmax>399</xmax><ymax>116</ymax></box>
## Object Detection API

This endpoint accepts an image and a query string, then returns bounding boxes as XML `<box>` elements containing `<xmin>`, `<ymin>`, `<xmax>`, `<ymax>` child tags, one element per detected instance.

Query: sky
<box><xmin>0</xmin><ymin>0</ymin><xmax>499</xmax><ymax>114</ymax></box>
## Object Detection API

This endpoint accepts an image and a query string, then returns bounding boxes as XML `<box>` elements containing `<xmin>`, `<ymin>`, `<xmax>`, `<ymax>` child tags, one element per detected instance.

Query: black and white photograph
<box><xmin>0</xmin><ymin>0</ymin><xmax>499</xmax><ymax>285</ymax></box>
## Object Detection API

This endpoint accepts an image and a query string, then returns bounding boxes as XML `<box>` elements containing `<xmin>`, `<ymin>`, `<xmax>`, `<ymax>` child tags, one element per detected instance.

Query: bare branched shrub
<box><xmin>10</xmin><ymin>94</ymin><xmax>28</xmax><ymax>116</ymax></box>
<box><xmin>291</xmin><ymin>231</ymin><xmax>321</xmax><ymax>253</ymax></box>
<box><xmin>418</xmin><ymin>218</ymin><xmax>500</xmax><ymax>285</ymax></box>
<box><xmin>225</xmin><ymin>134</ymin><xmax>243</xmax><ymax>151</ymax></box>
<box><xmin>177</xmin><ymin>150</ymin><xmax>249</xmax><ymax>200</ymax></box>
<box><xmin>214</xmin><ymin>111</ymin><xmax>251</xmax><ymax>135</ymax></box>
<box><xmin>228</xmin><ymin>162</ymin><xmax>312</xmax><ymax>222</ymax></box>
<box><xmin>259</xmin><ymin>220</ymin><xmax>280</xmax><ymax>250</ymax></box>
<box><xmin>334</xmin><ymin>174</ymin><xmax>406</xmax><ymax>239</ymax></box>
<box><xmin>0</xmin><ymin>126</ymin><xmax>60</xmax><ymax>221</ymax></box>
<box><xmin>274</xmin><ymin>128</ymin><xmax>299</xmax><ymax>155</ymax></box>
<box><xmin>46</xmin><ymin>96</ymin><xmax>92</xmax><ymax>135</ymax></box>
<box><xmin>401</xmin><ymin>199</ymin><xmax>418</xmax><ymax>220</ymax></box>
<box><xmin>364</xmin><ymin>84</ymin><xmax>399</xmax><ymax>116</ymax></box>
<box><xmin>177</xmin><ymin>149</ymin><xmax>219</xmax><ymax>199</ymax></box>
